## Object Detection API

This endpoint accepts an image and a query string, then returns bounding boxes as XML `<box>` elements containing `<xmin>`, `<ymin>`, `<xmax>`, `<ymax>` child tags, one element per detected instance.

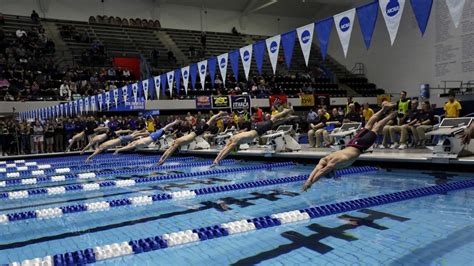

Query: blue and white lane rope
<box><xmin>0</xmin><ymin>166</ymin><xmax>378</xmax><ymax>224</ymax></box>
<box><xmin>0</xmin><ymin>162</ymin><xmax>295</xmax><ymax>200</ymax></box>
<box><xmin>0</xmin><ymin>158</ymin><xmax>200</xmax><ymax>184</ymax></box>
<box><xmin>0</xmin><ymin>156</ymin><xmax>193</xmax><ymax>174</ymax></box>
<box><xmin>8</xmin><ymin>178</ymin><xmax>474</xmax><ymax>266</ymax></box>
<box><xmin>0</xmin><ymin>158</ymin><xmax>199</xmax><ymax>186</ymax></box>
<box><xmin>0</xmin><ymin>153</ymin><xmax>149</xmax><ymax>165</ymax></box>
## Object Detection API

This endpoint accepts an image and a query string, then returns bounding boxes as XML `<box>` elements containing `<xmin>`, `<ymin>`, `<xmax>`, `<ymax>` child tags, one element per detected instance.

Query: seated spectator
<box><xmin>411</xmin><ymin>100</ymin><xmax>434</xmax><ymax>147</ymax></box>
<box><xmin>322</xmin><ymin>108</ymin><xmax>344</xmax><ymax>146</ymax></box>
<box><xmin>307</xmin><ymin>109</ymin><xmax>327</xmax><ymax>148</ymax></box>
<box><xmin>59</xmin><ymin>80</ymin><xmax>71</xmax><ymax>100</ymax></box>
<box><xmin>122</xmin><ymin>18</ymin><xmax>129</xmax><ymax>26</ymax></box>
<box><xmin>389</xmin><ymin>99</ymin><xmax>419</xmax><ymax>150</ymax></box>
<box><xmin>122</xmin><ymin>68</ymin><xmax>131</xmax><ymax>79</ymax></box>
<box><xmin>107</xmin><ymin>67</ymin><xmax>116</xmax><ymax>79</ymax></box>
<box><xmin>31</xmin><ymin>10</ymin><xmax>40</xmax><ymax>24</ymax></box>
<box><xmin>16</xmin><ymin>29</ymin><xmax>27</xmax><ymax>39</ymax></box>
<box><xmin>444</xmin><ymin>92</ymin><xmax>462</xmax><ymax>118</ymax></box>
<box><xmin>154</xmin><ymin>20</ymin><xmax>161</xmax><ymax>28</ymax></box>
<box><xmin>307</xmin><ymin>108</ymin><xmax>317</xmax><ymax>123</ymax></box>
<box><xmin>343</xmin><ymin>103</ymin><xmax>362</xmax><ymax>123</ymax></box>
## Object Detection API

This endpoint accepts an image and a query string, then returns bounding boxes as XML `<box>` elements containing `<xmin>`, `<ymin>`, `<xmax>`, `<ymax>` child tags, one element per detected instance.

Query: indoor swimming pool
<box><xmin>0</xmin><ymin>154</ymin><xmax>473</xmax><ymax>265</ymax></box>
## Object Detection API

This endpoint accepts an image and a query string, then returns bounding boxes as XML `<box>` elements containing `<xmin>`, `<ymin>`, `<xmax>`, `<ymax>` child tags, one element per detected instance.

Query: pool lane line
<box><xmin>0</xmin><ymin>153</ymin><xmax>152</xmax><ymax>165</ymax></box>
<box><xmin>0</xmin><ymin>166</ymin><xmax>377</xmax><ymax>224</ymax></box>
<box><xmin>0</xmin><ymin>156</ymin><xmax>195</xmax><ymax>175</ymax></box>
<box><xmin>0</xmin><ymin>157</ymin><xmax>200</xmax><ymax>188</ymax></box>
<box><xmin>8</xmin><ymin>177</ymin><xmax>474</xmax><ymax>266</ymax></box>
<box><xmin>0</xmin><ymin>162</ymin><xmax>293</xmax><ymax>201</ymax></box>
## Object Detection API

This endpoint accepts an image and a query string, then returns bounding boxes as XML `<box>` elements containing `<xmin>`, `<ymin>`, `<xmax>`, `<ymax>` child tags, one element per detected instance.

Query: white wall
<box><xmin>327</xmin><ymin>0</ymin><xmax>474</xmax><ymax>106</ymax></box>
<box><xmin>0</xmin><ymin>0</ymin><xmax>310</xmax><ymax>36</ymax></box>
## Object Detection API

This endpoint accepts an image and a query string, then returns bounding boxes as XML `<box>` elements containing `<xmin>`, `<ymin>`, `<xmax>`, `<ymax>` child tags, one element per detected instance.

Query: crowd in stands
<box><xmin>88</xmin><ymin>15</ymin><xmax>161</xmax><ymax>28</ymax></box>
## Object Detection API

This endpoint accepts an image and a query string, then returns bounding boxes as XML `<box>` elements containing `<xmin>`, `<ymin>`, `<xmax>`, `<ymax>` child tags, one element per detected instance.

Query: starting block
<box><xmin>181</xmin><ymin>136</ymin><xmax>211</xmax><ymax>151</ymax></box>
<box><xmin>261</xmin><ymin>125</ymin><xmax>301</xmax><ymax>152</ymax></box>
<box><xmin>329</xmin><ymin>122</ymin><xmax>362</xmax><ymax>150</ymax></box>
<box><xmin>426</xmin><ymin>117</ymin><xmax>473</xmax><ymax>158</ymax></box>
<box><xmin>158</xmin><ymin>135</ymin><xmax>175</xmax><ymax>151</ymax></box>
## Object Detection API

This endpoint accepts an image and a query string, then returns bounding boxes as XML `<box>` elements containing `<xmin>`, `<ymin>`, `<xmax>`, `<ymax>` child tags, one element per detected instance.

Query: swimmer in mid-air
<box><xmin>66</xmin><ymin>126</ymin><xmax>108</xmax><ymax>152</ymax></box>
<box><xmin>302</xmin><ymin>101</ymin><xmax>397</xmax><ymax>192</ymax></box>
<box><xmin>210</xmin><ymin>109</ymin><xmax>294</xmax><ymax>167</ymax></box>
<box><xmin>459</xmin><ymin>123</ymin><xmax>474</xmax><ymax>145</ymax></box>
<box><xmin>80</xmin><ymin>128</ymin><xmax>133</xmax><ymax>154</ymax></box>
<box><xmin>158</xmin><ymin>111</ymin><xmax>226</xmax><ymax>165</ymax></box>
<box><xmin>113</xmin><ymin>120</ymin><xmax>179</xmax><ymax>154</ymax></box>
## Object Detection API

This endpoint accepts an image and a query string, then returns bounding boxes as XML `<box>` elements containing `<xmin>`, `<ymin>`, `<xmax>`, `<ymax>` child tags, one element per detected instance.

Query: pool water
<box><xmin>1</xmin><ymin>154</ymin><xmax>473</xmax><ymax>265</ymax></box>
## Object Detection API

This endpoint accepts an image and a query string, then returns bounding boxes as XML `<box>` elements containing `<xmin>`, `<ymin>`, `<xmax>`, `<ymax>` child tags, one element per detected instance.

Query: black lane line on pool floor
<box><xmin>0</xmin><ymin>178</ymin><xmax>232</xmax><ymax>212</ymax></box>
<box><xmin>0</xmin><ymin>190</ymin><xmax>297</xmax><ymax>250</ymax></box>
<box><xmin>231</xmin><ymin>209</ymin><xmax>410</xmax><ymax>265</ymax></box>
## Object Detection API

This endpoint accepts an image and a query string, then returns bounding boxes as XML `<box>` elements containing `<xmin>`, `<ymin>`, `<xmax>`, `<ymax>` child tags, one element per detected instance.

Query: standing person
<box><xmin>84</xmin><ymin>116</ymin><xmax>97</xmax><ymax>143</ymax></box>
<box><xmin>362</xmin><ymin>103</ymin><xmax>374</xmax><ymax>124</ymax></box>
<box><xmin>253</xmin><ymin>107</ymin><xmax>263</xmax><ymax>123</ymax></box>
<box><xmin>444</xmin><ymin>93</ymin><xmax>462</xmax><ymax>118</ymax></box>
<box><xmin>33</xmin><ymin>120</ymin><xmax>44</xmax><ymax>154</ymax></box>
<box><xmin>44</xmin><ymin>120</ymin><xmax>55</xmax><ymax>153</ymax></box>
<box><xmin>19</xmin><ymin>121</ymin><xmax>31</xmax><ymax>154</ymax></box>
<box><xmin>302</xmin><ymin>102</ymin><xmax>397</xmax><ymax>191</ymax></box>
<box><xmin>54</xmin><ymin>118</ymin><xmax>65</xmax><ymax>152</ymax></box>
<box><xmin>200</xmin><ymin>32</ymin><xmax>207</xmax><ymax>54</ymax></box>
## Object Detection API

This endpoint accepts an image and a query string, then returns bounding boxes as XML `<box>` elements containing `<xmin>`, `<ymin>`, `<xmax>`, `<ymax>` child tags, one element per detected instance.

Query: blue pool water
<box><xmin>0</xmin><ymin>154</ymin><xmax>473</xmax><ymax>265</ymax></box>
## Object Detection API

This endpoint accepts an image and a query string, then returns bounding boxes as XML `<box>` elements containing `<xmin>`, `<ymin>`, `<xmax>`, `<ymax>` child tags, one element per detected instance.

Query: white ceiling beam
<box><xmin>242</xmin><ymin>0</ymin><xmax>278</xmax><ymax>16</ymax></box>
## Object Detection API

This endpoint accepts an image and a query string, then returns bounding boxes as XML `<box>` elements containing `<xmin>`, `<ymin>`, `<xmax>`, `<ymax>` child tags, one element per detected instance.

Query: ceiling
<box><xmin>162</xmin><ymin>0</ymin><xmax>369</xmax><ymax>19</ymax></box>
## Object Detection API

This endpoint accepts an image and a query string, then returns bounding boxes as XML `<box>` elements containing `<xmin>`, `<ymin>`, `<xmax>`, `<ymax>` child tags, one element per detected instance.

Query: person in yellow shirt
<box><xmin>146</xmin><ymin>117</ymin><xmax>155</xmax><ymax>132</ymax></box>
<box><xmin>271</xmin><ymin>105</ymin><xmax>279</xmax><ymax>116</ymax></box>
<box><xmin>362</xmin><ymin>103</ymin><xmax>374</xmax><ymax>123</ymax></box>
<box><xmin>444</xmin><ymin>93</ymin><xmax>462</xmax><ymax>118</ymax></box>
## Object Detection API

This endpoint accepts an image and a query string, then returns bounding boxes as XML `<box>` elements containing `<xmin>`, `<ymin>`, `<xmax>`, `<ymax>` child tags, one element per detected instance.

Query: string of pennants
<box><xmin>20</xmin><ymin>0</ymin><xmax>466</xmax><ymax>120</ymax></box>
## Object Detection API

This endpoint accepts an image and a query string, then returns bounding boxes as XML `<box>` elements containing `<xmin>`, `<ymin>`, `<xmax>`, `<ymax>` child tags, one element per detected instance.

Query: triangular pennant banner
<box><xmin>166</xmin><ymin>71</ymin><xmax>174</xmax><ymax>97</ymax></box>
<box><xmin>142</xmin><ymin>79</ymin><xmax>149</xmax><ymax>101</ymax></box>
<box><xmin>315</xmin><ymin>17</ymin><xmax>334</xmax><ymax>60</ymax></box>
<box><xmin>380</xmin><ymin>0</ymin><xmax>406</xmax><ymax>45</ymax></box>
<box><xmin>334</xmin><ymin>8</ymin><xmax>356</xmax><ymax>58</ymax></box>
<box><xmin>197</xmin><ymin>60</ymin><xmax>207</xmax><ymax>90</ymax></box>
<box><xmin>217</xmin><ymin>53</ymin><xmax>228</xmax><ymax>88</ymax></box>
<box><xmin>181</xmin><ymin>66</ymin><xmax>190</xmax><ymax>95</ymax></box>
<box><xmin>153</xmin><ymin>75</ymin><xmax>161</xmax><ymax>100</ymax></box>
<box><xmin>121</xmin><ymin>86</ymin><xmax>128</xmax><ymax>103</ymax></box>
<box><xmin>208</xmin><ymin>57</ymin><xmax>217</xmax><ymax>87</ymax></box>
<box><xmin>445</xmin><ymin>0</ymin><xmax>465</xmax><ymax>28</ymax></box>
<box><xmin>161</xmin><ymin>74</ymin><xmax>167</xmax><ymax>97</ymax></box>
<box><xmin>281</xmin><ymin>30</ymin><xmax>296</xmax><ymax>69</ymax></box>
<box><xmin>229</xmin><ymin>50</ymin><xmax>240</xmax><ymax>82</ymax></box>
<box><xmin>132</xmin><ymin>83</ymin><xmax>139</xmax><ymax>102</ymax></box>
<box><xmin>265</xmin><ymin>35</ymin><xmax>281</xmax><ymax>74</ymax></box>
<box><xmin>239</xmin><ymin>44</ymin><xmax>253</xmax><ymax>80</ymax></box>
<box><xmin>174</xmin><ymin>69</ymin><xmax>181</xmax><ymax>96</ymax></box>
<box><xmin>357</xmin><ymin>1</ymin><xmax>379</xmax><ymax>50</ymax></box>
<box><xmin>253</xmin><ymin>41</ymin><xmax>265</xmax><ymax>75</ymax></box>
<box><xmin>98</xmin><ymin>93</ymin><xmax>103</xmax><ymax>110</ymax></box>
<box><xmin>190</xmin><ymin>63</ymin><xmax>197</xmax><ymax>90</ymax></box>
<box><xmin>296</xmin><ymin>23</ymin><xmax>315</xmax><ymax>66</ymax></box>
<box><xmin>410</xmin><ymin>0</ymin><xmax>433</xmax><ymax>35</ymax></box>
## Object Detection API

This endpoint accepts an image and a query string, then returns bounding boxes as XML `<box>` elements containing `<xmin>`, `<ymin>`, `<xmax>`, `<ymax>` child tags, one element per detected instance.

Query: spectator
<box><xmin>307</xmin><ymin>109</ymin><xmax>327</xmax><ymax>148</ymax></box>
<box><xmin>167</xmin><ymin>50</ymin><xmax>176</xmax><ymax>65</ymax></box>
<box><xmin>31</xmin><ymin>10</ymin><xmax>40</xmax><ymax>24</ymax></box>
<box><xmin>307</xmin><ymin>108</ymin><xmax>317</xmax><ymax>123</ymax></box>
<box><xmin>44</xmin><ymin>120</ymin><xmax>55</xmax><ymax>153</ymax></box>
<box><xmin>151</xmin><ymin>49</ymin><xmax>159</xmax><ymax>67</ymax></box>
<box><xmin>397</xmin><ymin>91</ymin><xmax>411</xmax><ymax>117</ymax></box>
<box><xmin>411</xmin><ymin>100</ymin><xmax>434</xmax><ymax>147</ymax></box>
<box><xmin>16</xmin><ymin>29</ymin><xmax>27</xmax><ymax>39</ymax></box>
<box><xmin>389</xmin><ymin>99</ymin><xmax>419</xmax><ymax>150</ymax></box>
<box><xmin>232</xmin><ymin>27</ymin><xmax>240</xmax><ymax>36</ymax></box>
<box><xmin>33</xmin><ymin>120</ymin><xmax>44</xmax><ymax>153</ymax></box>
<box><xmin>253</xmin><ymin>107</ymin><xmax>263</xmax><ymax>123</ymax></box>
<box><xmin>55</xmin><ymin>118</ymin><xmax>65</xmax><ymax>152</ymax></box>
<box><xmin>200</xmin><ymin>32</ymin><xmax>207</xmax><ymax>52</ymax></box>
<box><xmin>343</xmin><ymin>103</ymin><xmax>362</xmax><ymax>123</ymax></box>
<box><xmin>107</xmin><ymin>67</ymin><xmax>116</xmax><ymax>79</ymax></box>
<box><xmin>122</xmin><ymin>68</ymin><xmax>131</xmax><ymax>79</ymax></box>
<box><xmin>59</xmin><ymin>80</ymin><xmax>71</xmax><ymax>100</ymax></box>
<box><xmin>189</xmin><ymin>46</ymin><xmax>196</xmax><ymax>58</ymax></box>
<box><xmin>19</xmin><ymin>120</ymin><xmax>30</xmax><ymax>155</ymax></box>
<box><xmin>444</xmin><ymin>92</ymin><xmax>462</xmax><ymax>118</ymax></box>
<box><xmin>362</xmin><ymin>103</ymin><xmax>374</xmax><ymax>124</ymax></box>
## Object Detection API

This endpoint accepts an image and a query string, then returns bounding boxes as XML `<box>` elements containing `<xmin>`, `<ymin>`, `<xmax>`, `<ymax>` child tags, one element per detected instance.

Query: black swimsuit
<box><xmin>346</xmin><ymin>128</ymin><xmax>376</xmax><ymax>152</ymax></box>
<box><xmin>253</xmin><ymin>120</ymin><xmax>273</xmax><ymax>136</ymax></box>
<box><xmin>194</xmin><ymin>123</ymin><xmax>210</xmax><ymax>136</ymax></box>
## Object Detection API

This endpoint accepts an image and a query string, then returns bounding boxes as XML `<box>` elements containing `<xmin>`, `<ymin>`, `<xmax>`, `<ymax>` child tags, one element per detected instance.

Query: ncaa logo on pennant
<box><xmin>183</xmin><ymin>70</ymin><xmax>188</xmax><ymax>79</ymax></box>
<box><xmin>301</xmin><ymin>30</ymin><xmax>311</xmax><ymax>44</ymax></box>
<box><xmin>200</xmin><ymin>64</ymin><xmax>206</xmax><ymax>74</ymax></box>
<box><xmin>220</xmin><ymin>58</ymin><xmax>226</xmax><ymax>68</ymax></box>
<box><xmin>270</xmin><ymin>41</ymin><xmax>278</xmax><ymax>53</ymax></box>
<box><xmin>339</xmin><ymin>17</ymin><xmax>351</xmax><ymax>32</ymax></box>
<box><xmin>243</xmin><ymin>50</ymin><xmax>250</xmax><ymax>61</ymax></box>
<box><xmin>169</xmin><ymin>74</ymin><xmax>173</xmax><ymax>79</ymax></box>
<box><xmin>386</xmin><ymin>0</ymin><xmax>400</xmax><ymax>17</ymax></box>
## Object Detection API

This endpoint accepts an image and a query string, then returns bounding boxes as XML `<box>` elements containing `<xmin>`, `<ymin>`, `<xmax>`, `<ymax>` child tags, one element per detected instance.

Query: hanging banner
<box><xmin>197</xmin><ymin>60</ymin><xmax>207</xmax><ymax>90</ymax></box>
<box><xmin>160</xmin><ymin>74</ymin><xmax>167</xmax><ymax>97</ymax></box>
<box><xmin>253</xmin><ymin>41</ymin><xmax>265</xmax><ymax>75</ymax></box>
<box><xmin>190</xmin><ymin>63</ymin><xmax>197</xmax><ymax>90</ymax></box>
<box><xmin>108</xmin><ymin>98</ymin><xmax>145</xmax><ymax>111</ymax></box>
<box><xmin>132</xmin><ymin>83</ymin><xmax>139</xmax><ymax>102</ymax></box>
<box><xmin>153</xmin><ymin>75</ymin><xmax>161</xmax><ymax>100</ymax></box>
<box><xmin>195</xmin><ymin>96</ymin><xmax>212</xmax><ymax>109</ymax></box>
<box><xmin>98</xmin><ymin>93</ymin><xmax>103</xmax><ymax>111</ymax></box>
<box><xmin>380</xmin><ymin>0</ymin><xmax>406</xmax><ymax>45</ymax></box>
<box><xmin>174</xmin><ymin>69</ymin><xmax>181</xmax><ymax>96</ymax></box>
<box><xmin>281</xmin><ymin>30</ymin><xmax>296</xmax><ymax>69</ymax></box>
<box><xmin>181</xmin><ymin>66</ymin><xmax>190</xmax><ymax>95</ymax></box>
<box><xmin>211</xmin><ymin>96</ymin><xmax>230</xmax><ymax>109</ymax></box>
<box><xmin>446</xmin><ymin>0</ymin><xmax>465</xmax><ymax>28</ymax></box>
<box><xmin>121</xmin><ymin>86</ymin><xmax>128</xmax><ymax>103</ymax></box>
<box><xmin>208</xmin><ymin>57</ymin><xmax>217</xmax><ymax>87</ymax></box>
<box><xmin>357</xmin><ymin>1</ymin><xmax>379</xmax><ymax>50</ymax></box>
<box><xmin>265</xmin><ymin>35</ymin><xmax>281</xmax><ymax>74</ymax></box>
<box><xmin>410</xmin><ymin>0</ymin><xmax>433</xmax><ymax>35</ymax></box>
<box><xmin>84</xmin><ymin>97</ymin><xmax>90</xmax><ymax>113</ymax></box>
<box><xmin>229</xmin><ymin>50</ymin><xmax>240</xmax><ymax>82</ymax></box>
<box><xmin>113</xmin><ymin>89</ymin><xmax>118</xmax><ymax>107</ymax></box>
<box><xmin>315</xmin><ymin>17</ymin><xmax>333</xmax><ymax>60</ymax></box>
<box><xmin>269</xmin><ymin>95</ymin><xmax>288</xmax><ymax>108</ymax></box>
<box><xmin>217</xmin><ymin>53</ymin><xmax>228</xmax><ymax>87</ymax></box>
<box><xmin>231</xmin><ymin>95</ymin><xmax>251</xmax><ymax>111</ymax></box>
<box><xmin>239</xmin><ymin>44</ymin><xmax>253</xmax><ymax>81</ymax></box>
<box><xmin>78</xmin><ymin>99</ymin><xmax>83</xmax><ymax>115</ymax></box>
<box><xmin>91</xmin><ymin>96</ymin><xmax>96</xmax><ymax>112</ymax></box>
<box><xmin>334</xmin><ymin>8</ymin><xmax>356</xmax><ymax>58</ymax></box>
<box><xmin>166</xmin><ymin>71</ymin><xmax>174</xmax><ymax>97</ymax></box>
<box><xmin>296</xmin><ymin>23</ymin><xmax>315</xmax><ymax>66</ymax></box>
<box><xmin>300</xmin><ymin>94</ymin><xmax>315</xmax><ymax>106</ymax></box>
<box><xmin>142</xmin><ymin>79</ymin><xmax>150</xmax><ymax>101</ymax></box>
